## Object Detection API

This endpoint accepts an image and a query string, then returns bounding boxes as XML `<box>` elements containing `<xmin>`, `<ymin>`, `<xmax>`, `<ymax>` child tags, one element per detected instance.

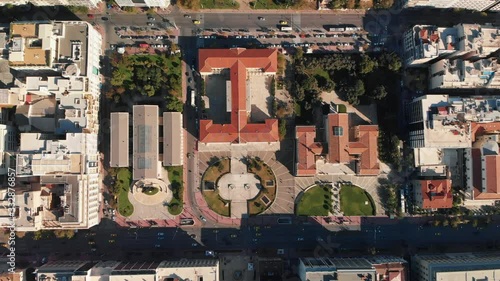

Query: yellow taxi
<box><xmin>193</xmin><ymin>20</ymin><xmax>201</xmax><ymax>25</ymax></box>
<box><xmin>279</xmin><ymin>20</ymin><xmax>287</xmax><ymax>25</ymax></box>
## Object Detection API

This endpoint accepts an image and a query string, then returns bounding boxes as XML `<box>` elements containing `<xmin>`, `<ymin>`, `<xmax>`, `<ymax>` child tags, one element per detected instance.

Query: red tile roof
<box><xmin>198</xmin><ymin>48</ymin><xmax>279</xmax><ymax>143</ymax></box>
<box><xmin>295</xmin><ymin>126</ymin><xmax>323</xmax><ymax>176</ymax></box>
<box><xmin>326</xmin><ymin>113</ymin><xmax>379</xmax><ymax>176</ymax></box>
<box><xmin>471</xmin><ymin>121</ymin><xmax>500</xmax><ymax>142</ymax></box>
<box><xmin>327</xmin><ymin>113</ymin><xmax>350</xmax><ymax>164</ymax></box>
<box><xmin>472</xmin><ymin>148</ymin><xmax>500</xmax><ymax>200</ymax></box>
<box><xmin>418</xmin><ymin>179</ymin><xmax>453</xmax><ymax>209</ymax></box>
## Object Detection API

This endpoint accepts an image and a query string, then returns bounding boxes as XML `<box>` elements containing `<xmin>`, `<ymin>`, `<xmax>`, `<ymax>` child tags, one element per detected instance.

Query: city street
<box><xmin>8</xmin><ymin>217</ymin><xmax>500</xmax><ymax>263</ymax></box>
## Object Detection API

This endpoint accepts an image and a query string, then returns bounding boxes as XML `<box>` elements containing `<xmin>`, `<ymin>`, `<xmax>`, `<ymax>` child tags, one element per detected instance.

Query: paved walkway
<box><xmin>295</xmin><ymin>174</ymin><xmax>386</xmax><ymax>216</ymax></box>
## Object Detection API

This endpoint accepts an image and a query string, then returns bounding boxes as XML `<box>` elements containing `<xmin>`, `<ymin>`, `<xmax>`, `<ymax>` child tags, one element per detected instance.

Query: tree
<box><xmin>371</xmin><ymin>85</ymin><xmax>388</xmax><ymax>100</ymax></box>
<box><xmin>277</xmin><ymin>53</ymin><xmax>286</xmax><ymax>75</ymax></box>
<box><xmin>279</xmin><ymin>119</ymin><xmax>287</xmax><ymax>141</ymax></box>
<box><xmin>472</xmin><ymin>218</ymin><xmax>479</xmax><ymax>228</ymax></box>
<box><xmin>67</xmin><ymin>6</ymin><xmax>89</xmax><ymax>14</ymax></box>
<box><xmin>54</xmin><ymin>230</ymin><xmax>75</xmax><ymax>239</ymax></box>
<box><xmin>442</xmin><ymin>219</ymin><xmax>449</xmax><ymax>227</ymax></box>
<box><xmin>165</xmin><ymin>95</ymin><xmax>184</xmax><ymax>113</ymax></box>
<box><xmin>294</xmin><ymin>47</ymin><xmax>304</xmax><ymax>61</ymax></box>
<box><xmin>450</xmin><ymin>217</ymin><xmax>461</xmax><ymax>228</ymax></box>
<box><xmin>217</xmin><ymin>162</ymin><xmax>225</xmax><ymax>172</ymax></box>
<box><xmin>432</xmin><ymin>220</ymin><xmax>441</xmax><ymax>227</ymax></box>
<box><xmin>328</xmin><ymin>0</ymin><xmax>348</xmax><ymax>9</ymax></box>
<box><xmin>343</xmin><ymin>80</ymin><xmax>364</xmax><ymax>105</ymax></box>
<box><xmin>359</xmin><ymin>55</ymin><xmax>376</xmax><ymax>74</ymax></box>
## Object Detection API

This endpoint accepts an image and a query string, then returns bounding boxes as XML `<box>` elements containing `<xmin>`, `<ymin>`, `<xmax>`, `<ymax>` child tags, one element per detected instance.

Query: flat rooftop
<box><xmin>110</xmin><ymin>112</ymin><xmax>129</xmax><ymax>168</ymax></box>
<box><xmin>133</xmin><ymin>105</ymin><xmax>159</xmax><ymax>180</ymax></box>
<box><xmin>162</xmin><ymin>112</ymin><xmax>183</xmax><ymax>166</ymax></box>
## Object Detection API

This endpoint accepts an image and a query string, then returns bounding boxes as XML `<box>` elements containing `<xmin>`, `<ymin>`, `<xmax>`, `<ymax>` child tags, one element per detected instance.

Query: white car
<box><xmin>297</xmin><ymin>237</ymin><xmax>304</xmax><ymax>241</ymax></box>
<box><xmin>158</xmin><ymin>232</ymin><xmax>165</xmax><ymax>236</ymax></box>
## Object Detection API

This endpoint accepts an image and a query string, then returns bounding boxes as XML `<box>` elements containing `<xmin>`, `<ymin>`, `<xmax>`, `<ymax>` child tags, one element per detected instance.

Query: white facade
<box><xmin>9</xmin><ymin>21</ymin><xmax>102</xmax><ymax>97</ymax></box>
<box><xmin>0</xmin><ymin>0</ymin><xmax>101</xmax><ymax>7</ymax></box>
<box><xmin>114</xmin><ymin>0</ymin><xmax>169</xmax><ymax>8</ymax></box>
<box><xmin>398</xmin><ymin>0</ymin><xmax>500</xmax><ymax>11</ymax></box>
<box><xmin>0</xmin><ymin>124</ymin><xmax>16</xmax><ymax>175</ymax></box>
<box><xmin>412</xmin><ymin>252</ymin><xmax>500</xmax><ymax>281</ymax></box>
<box><xmin>14</xmin><ymin>133</ymin><xmax>100</xmax><ymax>231</ymax></box>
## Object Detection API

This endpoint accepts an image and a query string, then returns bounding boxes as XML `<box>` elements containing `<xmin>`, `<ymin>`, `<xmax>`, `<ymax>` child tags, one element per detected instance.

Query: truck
<box><xmin>190</xmin><ymin>89</ymin><xmax>196</xmax><ymax>107</ymax></box>
<box><xmin>280</xmin><ymin>25</ymin><xmax>292</xmax><ymax>31</ymax></box>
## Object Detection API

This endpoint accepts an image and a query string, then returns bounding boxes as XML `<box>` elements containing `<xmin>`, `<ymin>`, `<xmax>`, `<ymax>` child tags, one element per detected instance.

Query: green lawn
<box><xmin>200</xmin><ymin>0</ymin><xmax>240</xmax><ymax>9</ymax></box>
<box><xmin>116</xmin><ymin>168</ymin><xmax>134</xmax><ymax>217</ymax></box>
<box><xmin>201</xmin><ymin>158</ymin><xmax>231</xmax><ymax>217</ymax></box>
<box><xmin>166</xmin><ymin>166</ymin><xmax>184</xmax><ymax>215</ymax></box>
<box><xmin>202</xmin><ymin>191</ymin><xmax>231</xmax><ymax>217</ymax></box>
<box><xmin>296</xmin><ymin>185</ymin><xmax>331</xmax><ymax>216</ymax></box>
<box><xmin>340</xmin><ymin>185</ymin><xmax>375</xmax><ymax>216</ymax></box>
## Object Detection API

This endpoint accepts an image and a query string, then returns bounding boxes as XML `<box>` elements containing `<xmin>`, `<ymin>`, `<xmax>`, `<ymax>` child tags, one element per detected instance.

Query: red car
<box><xmin>87</xmin><ymin>14</ymin><xmax>94</xmax><ymax>19</ymax></box>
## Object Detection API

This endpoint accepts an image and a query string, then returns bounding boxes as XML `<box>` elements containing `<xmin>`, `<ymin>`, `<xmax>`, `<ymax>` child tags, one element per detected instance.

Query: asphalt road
<box><xmin>7</xmin><ymin>217</ymin><xmax>500</xmax><ymax>263</ymax></box>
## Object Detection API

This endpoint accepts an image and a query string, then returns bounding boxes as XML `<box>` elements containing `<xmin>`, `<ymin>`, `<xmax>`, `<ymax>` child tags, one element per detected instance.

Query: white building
<box><xmin>0</xmin><ymin>124</ymin><xmax>16</xmax><ymax>175</ymax></box>
<box><xmin>35</xmin><ymin>260</ymin><xmax>219</xmax><ymax>281</ymax></box>
<box><xmin>9</xmin><ymin>21</ymin><xmax>102</xmax><ymax>97</ymax></box>
<box><xmin>402</xmin><ymin>23</ymin><xmax>500</xmax><ymax>89</ymax></box>
<box><xmin>114</xmin><ymin>0</ymin><xmax>169</xmax><ymax>8</ymax></box>
<box><xmin>0</xmin><ymin>0</ymin><xmax>101</xmax><ymax>7</ymax></box>
<box><xmin>402</xmin><ymin>25</ymin><xmax>459</xmax><ymax>66</ymax></box>
<box><xmin>11</xmin><ymin>132</ymin><xmax>99</xmax><ymax>230</ymax></box>
<box><xmin>406</xmin><ymin>95</ymin><xmax>472</xmax><ymax>149</ymax></box>
<box><xmin>412</xmin><ymin>252</ymin><xmax>500</xmax><ymax>281</ymax></box>
<box><xmin>298</xmin><ymin>257</ymin><xmax>408</xmax><ymax>281</ymax></box>
<box><xmin>396</xmin><ymin>0</ymin><xmax>500</xmax><ymax>12</ymax></box>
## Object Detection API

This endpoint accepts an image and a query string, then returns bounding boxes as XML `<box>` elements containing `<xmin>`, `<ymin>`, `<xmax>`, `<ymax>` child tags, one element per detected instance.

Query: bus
<box><xmin>190</xmin><ymin>89</ymin><xmax>196</xmax><ymax>107</ymax></box>
<box><xmin>280</xmin><ymin>25</ymin><xmax>292</xmax><ymax>31</ymax></box>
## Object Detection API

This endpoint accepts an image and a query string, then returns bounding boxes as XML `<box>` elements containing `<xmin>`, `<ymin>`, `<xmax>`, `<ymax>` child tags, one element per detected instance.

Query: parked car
<box><xmin>279</xmin><ymin>20</ymin><xmax>287</xmax><ymax>25</ymax></box>
<box><xmin>193</xmin><ymin>20</ymin><xmax>200</xmax><ymax>25</ymax></box>
<box><xmin>147</xmin><ymin>16</ymin><xmax>155</xmax><ymax>21</ymax></box>
<box><xmin>87</xmin><ymin>14</ymin><xmax>94</xmax><ymax>19</ymax></box>
<box><xmin>199</xmin><ymin>215</ymin><xmax>207</xmax><ymax>222</ymax></box>
<box><xmin>258</xmin><ymin>16</ymin><xmax>265</xmax><ymax>21</ymax></box>
<box><xmin>184</xmin><ymin>14</ymin><xmax>191</xmax><ymax>18</ymax></box>
<box><xmin>147</xmin><ymin>22</ymin><xmax>154</xmax><ymax>26</ymax></box>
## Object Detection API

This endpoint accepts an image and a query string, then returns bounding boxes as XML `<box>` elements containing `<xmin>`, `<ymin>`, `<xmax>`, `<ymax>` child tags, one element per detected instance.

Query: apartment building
<box><xmin>402</xmin><ymin>25</ymin><xmax>459</xmax><ymax>66</ymax></box>
<box><xmin>0</xmin><ymin>20</ymin><xmax>103</xmax><ymax>230</ymax></box>
<box><xmin>36</xmin><ymin>259</ymin><xmax>219</xmax><ymax>281</ymax></box>
<box><xmin>12</xmin><ymin>132</ymin><xmax>99</xmax><ymax>230</ymax></box>
<box><xmin>412</xmin><ymin>252</ymin><xmax>500</xmax><ymax>281</ymax></box>
<box><xmin>113</xmin><ymin>0</ymin><xmax>169</xmax><ymax>8</ymax></box>
<box><xmin>298</xmin><ymin>256</ymin><xmax>407</xmax><ymax>281</ymax></box>
<box><xmin>9</xmin><ymin>21</ymin><xmax>102</xmax><ymax>97</ymax></box>
<box><xmin>403</xmin><ymin>24</ymin><xmax>500</xmax><ymax>89</ymax></box>
<box><xmin>408</xmin><ymin>94</ymin><xmax>500</xmax><ymax>208</ymax></box>
<box><xmin>0</xmin><ymin>0</ymin><xmax>101</xmax><ymax>7</ymax></box>
<box><xmin>396</xmin><ymin>0</ymin><xmax>500</xmax><ymax>12</ymax></box>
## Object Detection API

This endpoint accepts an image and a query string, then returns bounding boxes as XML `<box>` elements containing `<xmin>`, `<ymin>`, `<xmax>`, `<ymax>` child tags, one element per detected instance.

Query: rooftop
<box><xmin>110</xmin><ymin>112</ymin><xmax>129</xmax><ymax>168</ymax></box>
<box><xmin>418</xmin><ymin>179</ymin><xmax>453</xmax><ymax>209</ymax></box>
<box><xmin>295</xmin><ymin>126</ymin><xmax>323</xmax><ymax>176</ymax></box>
<box><xmin>326</xmin><ymin>113</ymin><xmax>379</xmax><ymax>176</ymax></box>
<box><xmin>133</xmin><ymin>105</ymin><xmax>159</xmax><ymax>180</ymax></box>
<box><xmin>162</xmin><ymin>112</ymin><xmax>183</xmax><ymax>166</ymax></box>
<box><xmin>198</xmin><ymin>48</ymin><xmax>279</xmax><ymax>144</ymax></box>
<box><xmin>9</xmin><ymin>22</ymin><xmax>90</xmax><ymax>75</ymax></box>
